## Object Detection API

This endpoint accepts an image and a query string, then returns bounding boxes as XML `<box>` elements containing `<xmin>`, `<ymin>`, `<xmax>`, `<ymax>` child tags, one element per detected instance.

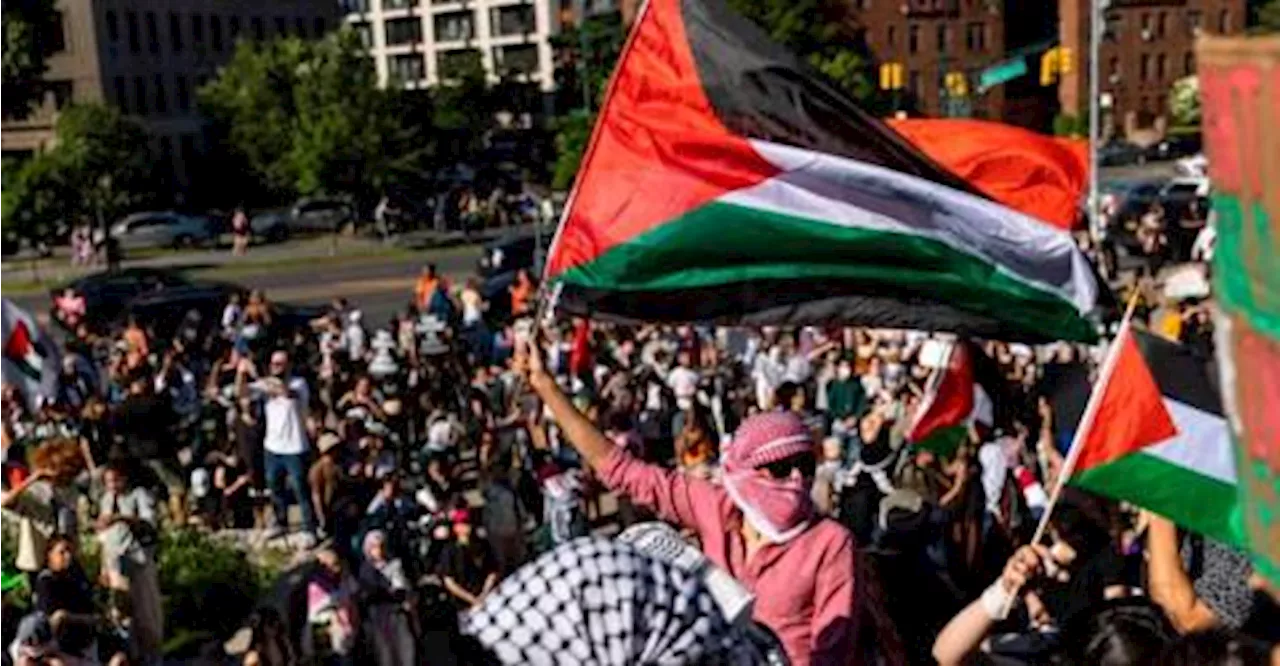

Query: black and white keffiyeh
<box><xmin>461</xmin><ymin>537</ymin><xmax>781</xmax><ymax>665</ymax></box>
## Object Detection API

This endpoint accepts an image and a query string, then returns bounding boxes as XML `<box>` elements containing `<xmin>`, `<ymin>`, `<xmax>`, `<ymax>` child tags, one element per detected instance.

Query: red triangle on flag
<box><xmin>908</xmin><ymin>343</ymin><xmax>975</xmax><ymax>443</ymax></box>
<box><xmin>4</xmin><ymin>321</ymin><xmax>34</xmax><ymax>361</ymax></box>
<box><xmin>1074</xmin><ymin>328</ymin><xmax>1179</xmax><ymax>473</ymax></box>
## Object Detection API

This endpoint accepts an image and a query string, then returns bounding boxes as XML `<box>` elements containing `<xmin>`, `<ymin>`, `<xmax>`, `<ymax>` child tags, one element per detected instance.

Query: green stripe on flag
<box><xmin>558</xmin><ymin>200</ymin><xmax>1095</xmax><ymax>342</ymax></box>
<box><xmin>1072</xmin><ymin>451</ymin><xmax>1244</xmax><ymax>549</ymax></box>
<box><xmin>911</xmin><ymin>425</ymin><xmax>967</xmax><ymax>458</ymax></box>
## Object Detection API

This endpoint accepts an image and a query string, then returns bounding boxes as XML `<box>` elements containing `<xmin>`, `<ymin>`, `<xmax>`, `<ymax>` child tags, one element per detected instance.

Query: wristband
<box><xmin>980</xmin><ymin>580</ymin><xmax>1015</xmax><ymax>621</ymax></box>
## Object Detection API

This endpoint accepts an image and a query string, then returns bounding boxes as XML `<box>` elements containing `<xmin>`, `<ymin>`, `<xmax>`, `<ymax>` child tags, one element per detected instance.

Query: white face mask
<box><xmin>836</xmin><ymin>364</ymin><xmax>852</xmax><ymax>380</ymax></box>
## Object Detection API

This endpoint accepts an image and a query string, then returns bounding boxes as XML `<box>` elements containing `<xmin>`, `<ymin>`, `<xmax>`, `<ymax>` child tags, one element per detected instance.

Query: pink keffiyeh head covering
<box><xmin>722</xmin><ymin>411</ymin><xmax>815</xmax><ymax>544</ymax></box>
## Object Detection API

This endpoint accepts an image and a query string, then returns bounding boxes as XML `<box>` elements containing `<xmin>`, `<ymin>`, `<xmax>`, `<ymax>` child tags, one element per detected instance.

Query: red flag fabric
<box><xmin>1074</xmin><ymin>327</ymin><xmax>1179</xmax><ymax>473</ymax></box>
<box><xmin>569</xmin><ymin>319</ymin><xmax>592</xmax><ymax>377</ymax></box>
<box><xmin>889</xmin><ymin>118</ymin><xmax>1089</xmax><ymax>230</ymax></box>
<box><xmin>907</xmin><ymin>343</ymin><xmax>975</xmax><ymax>444</ymax></box>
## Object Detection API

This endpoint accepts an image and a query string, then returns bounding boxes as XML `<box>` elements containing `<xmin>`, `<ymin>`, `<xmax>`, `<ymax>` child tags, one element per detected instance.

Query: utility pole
<box><xmin>1088</xmin><ymin>0</ymin><xmax>1104</xmax><ymax>242</ymax></box>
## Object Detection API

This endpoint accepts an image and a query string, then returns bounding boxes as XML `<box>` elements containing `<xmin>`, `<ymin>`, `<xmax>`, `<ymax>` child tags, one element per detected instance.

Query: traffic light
<box><xmin>879</xmin><ymin>63</ymin><xmax>905</xmax><ymax>91</ymax></box>
<box><xmin>1040</xmin><ymin>46</ymin><xmax>1072</xmax><ymax>85</ymax></box>
<box><xmin>944</xmin><ymin>71</ymin><xmax>968</xmax><ymax>97</ymax></box>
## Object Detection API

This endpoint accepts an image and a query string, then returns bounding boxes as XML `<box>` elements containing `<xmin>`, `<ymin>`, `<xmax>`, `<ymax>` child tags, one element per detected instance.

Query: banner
<box><xmin>1200</xmin><ymin>35</ymin><xmax>1280</xmax><ymax>586</ymax></box>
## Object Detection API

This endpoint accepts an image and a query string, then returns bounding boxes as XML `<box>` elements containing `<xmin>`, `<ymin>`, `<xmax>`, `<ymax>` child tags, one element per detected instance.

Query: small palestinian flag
<box><xmin>907</xmin><ymin>342</ymin><xmax>994</xmax><ymax>457</ymax></box>
<box><xmin>545</xmin><ymin>0</ymin><xmax>1103</xmax><ymax>342</ymax></box>
<box><xmin>2</xmin><ymin>298</ymin><xmax>59</xmax><ymax>410</ymax></box>
<box><xmin>1069</xmin><ymin>324</ymin><xmax>1241</xmax><ymax>548</ymax></box>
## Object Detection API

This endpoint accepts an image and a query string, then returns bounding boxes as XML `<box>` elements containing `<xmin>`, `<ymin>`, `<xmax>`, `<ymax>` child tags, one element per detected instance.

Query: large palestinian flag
<box><xmin>2</xmin><ymin>299</ymin><xmax>60</xmax><ymax>410</ymax></box>
<box><xmin>545</xmin><ymin>0</ymin><xmax>1103</xmax><ymax>342</ymax></box>
<box><xmin>1068</xmin><ymin>324</ymin><xmax>1241</xmax><ymax>548</ymax></box>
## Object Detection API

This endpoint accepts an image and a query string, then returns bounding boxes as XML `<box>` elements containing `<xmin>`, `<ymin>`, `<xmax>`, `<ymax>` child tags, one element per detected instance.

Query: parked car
<box><xmin>100</xmin><ymin>212</ymin><xmax>219</xmax><ymax>250</ymax></box>
<box><xmin>291</xmin><ymin>197</ymin><xmax>356</xmax><ymax>233</ymax></box>
<box><xmin>249</xmin><ymin>208</ymin><xmax>293</xmax><ymax>242</ymax></box>
<box><xmin>1098</xmin><ymin>140</ymin><xmax>1146</xmax><ymax>167</ymax></box>
<box><xmin>478</xmin><ymin>229</ymin><xmax>552</xmax><ymax>323</ymax></box>
<box><xmin>49</xmin><ymin>267</ymin><xmax>322</xmax><ymax>338</ymax></box>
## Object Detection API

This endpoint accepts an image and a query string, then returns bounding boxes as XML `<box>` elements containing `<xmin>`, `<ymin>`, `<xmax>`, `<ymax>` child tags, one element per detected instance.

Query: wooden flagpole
<box><xmin>1000</xmin><ymin>290</ymin><xmax>1141</xmax><ymax>616</ymax></box>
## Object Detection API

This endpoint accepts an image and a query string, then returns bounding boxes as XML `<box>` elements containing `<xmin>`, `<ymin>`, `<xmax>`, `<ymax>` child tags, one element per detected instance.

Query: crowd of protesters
<box><xmin>3</xmin><ymin>212</ymin><xmax>1279</xmax><ymax>666</ymax></box>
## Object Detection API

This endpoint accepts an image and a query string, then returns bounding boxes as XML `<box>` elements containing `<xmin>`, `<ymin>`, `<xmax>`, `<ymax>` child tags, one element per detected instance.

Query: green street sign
<box><xmin>978</xmin><ymin>58</ymin><xmax>1028</xmax><ymax>92</ymax></box>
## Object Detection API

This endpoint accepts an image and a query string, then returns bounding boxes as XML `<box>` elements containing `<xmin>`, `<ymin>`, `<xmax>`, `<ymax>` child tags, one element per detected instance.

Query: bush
<box><xmin>158</xmin><ymin>529</ymin><xmax>264</xmax><ymax>644</ymax></box>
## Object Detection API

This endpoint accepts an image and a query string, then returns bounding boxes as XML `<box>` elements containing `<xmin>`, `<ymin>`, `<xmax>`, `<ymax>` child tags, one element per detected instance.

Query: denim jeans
<box><xmin>265</xmin><ymin>451</ymin><xmax>316</xmax><ymax>533</ymax></box>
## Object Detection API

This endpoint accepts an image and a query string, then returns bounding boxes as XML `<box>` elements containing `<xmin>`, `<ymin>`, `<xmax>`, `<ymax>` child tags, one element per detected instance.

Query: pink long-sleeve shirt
<box><xmin>599</xmin><ymin>448</ymin><xmax>858</xmax><ymax>666</ymax></box>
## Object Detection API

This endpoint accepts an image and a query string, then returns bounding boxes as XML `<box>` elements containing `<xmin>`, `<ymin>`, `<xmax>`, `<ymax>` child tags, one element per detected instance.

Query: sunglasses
<box><xmin>761</xmin><ymin>451</ymin><xmax>816</xmax><ymax>481</ymax></box>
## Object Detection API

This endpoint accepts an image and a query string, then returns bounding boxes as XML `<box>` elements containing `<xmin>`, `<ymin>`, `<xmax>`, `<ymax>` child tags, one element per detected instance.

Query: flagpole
<box><xmin>1001</xmin><ymin>292</ymin><xmax>1139</xmax><ymax>616</ymax></box>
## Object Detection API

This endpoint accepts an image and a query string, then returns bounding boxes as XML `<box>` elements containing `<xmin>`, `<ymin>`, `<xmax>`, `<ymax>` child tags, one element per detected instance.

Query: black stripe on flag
<box><xmin>1132</xmin><ymin>330</ymin><xmax>1222</xmax><ymax>417</ymax></box>
<box><xmin>679</xmin><ymin>0</ymin><xmax>985</xmax><ymax>197</ymax></box>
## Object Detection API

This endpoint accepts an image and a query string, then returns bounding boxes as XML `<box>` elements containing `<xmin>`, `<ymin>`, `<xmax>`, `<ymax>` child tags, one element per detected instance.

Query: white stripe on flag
<box><xmin>1146</xmin><ymin>398</ymin><xmax>1235</xmax><ymax>485</ymax></box>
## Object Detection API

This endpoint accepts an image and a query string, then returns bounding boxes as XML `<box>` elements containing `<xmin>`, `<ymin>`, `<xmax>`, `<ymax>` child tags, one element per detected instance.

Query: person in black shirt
<box><xmin>111</xmin><ymin>373</ymin><xmax>181</xmax><ymax>521</ymax></box>
<box><xmin>32</xmin><ymin>536</ymin><xmax>98</xmax><ymax>658</ymax></box>
<box><xmin>438</xmin><ymin>508</ymin><xmax>498</xmax><ymax>611</ymax></box>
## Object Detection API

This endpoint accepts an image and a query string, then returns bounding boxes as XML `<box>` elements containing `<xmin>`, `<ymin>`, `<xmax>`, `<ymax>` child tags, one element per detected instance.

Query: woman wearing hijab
<box><xmin>521</xmin><ymin>339</ymin><xmax>857</xmax><ymax>666</ymax></box>
<box><xmin>357</xmin><ymin>530</ymin><xmax>415</xmax><ymax>666</ymax></box>
<box><xmin>306</xmin><ymin>548</ymin><xmax>359</xmax><ymax>666</ymax></box>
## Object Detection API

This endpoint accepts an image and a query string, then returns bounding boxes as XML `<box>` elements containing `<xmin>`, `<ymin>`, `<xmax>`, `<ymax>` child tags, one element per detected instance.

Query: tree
<box><xmin>1251</xmin><ymin>0</ymin><xmax>1280</xmax><ymax>32</ymax></box>
<box><xmin>430</xmin><ymin>49</ymin><xmax>494</xmax><ymax>162</ymax></box>
<box><xmin>2</xmin><ymin>104</ymin><xmax>157</xmax><ymax>242</ymax></box>
<box><xmin>1169</xmin><ymin>76</ymin><xmax>1201</xmax><ymax>127</ymax></box>
<box><xmin>2</xmin><ymin>0</ymin><xmax>59</xmax><ymax>119</ymax></box>
<box><xmin>199</xmin><ymin>29</ymin><xmax>423</xmax><ymax>204</ymax></box>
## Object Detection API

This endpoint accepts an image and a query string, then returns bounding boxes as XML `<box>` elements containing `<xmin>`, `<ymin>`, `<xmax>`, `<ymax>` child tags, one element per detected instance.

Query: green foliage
<box><xmin>1250</xmin><ymin>0</ymin><xmax>1280</xmax><ymax>33</ymax></box>
<box><xmin>724</xmin><ymin>0</ymin><xmax>876</xmax><ymax>103</ymax></box>
<box><xmin>551</xmin><ymin>13</ymin><xmax>626</xmax><ymax>112</ymax></box>
<box><xmin>1169</xmin><ymin>76</ymin><xmax>1201</xmax><ymax>127</ymax></box>
<box><xmin>2</xmin><ymin>0</ymin><xmax>59</xmax><ymax>119</ymax></box>
<box><xmin>551</xmin><ymin>110</ymin><xmax>594</xmax><ymax>191</ymax></box>
<box><xmin>199</xmin><ymin>29</ymin><xmax>422</xmax><ymax>202</ymax></box>
<box><xmin>158</xmin><ymin>530</ymin><xmax>267</xmax><ymax>646</ymax></box>
<box><xmin>1</xmin><ymin>104</ymin><xmax>157</xmax><ymax>242</ymax></box>
<box><xmin>1053</xmin><ymin>113</ymin><xmax>1086</xmax><ymax>137</ymax></box>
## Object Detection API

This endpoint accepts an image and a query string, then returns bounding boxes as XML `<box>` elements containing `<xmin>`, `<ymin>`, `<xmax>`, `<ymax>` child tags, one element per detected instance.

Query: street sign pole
<box><xmin>1088</xmin><ymin>0</ymin><xmax>1104</xmax><ymax>242</ymax></box>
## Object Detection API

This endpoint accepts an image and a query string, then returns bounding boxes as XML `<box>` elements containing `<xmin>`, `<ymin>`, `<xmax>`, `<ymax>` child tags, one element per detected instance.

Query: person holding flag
<box><xmin>518</xmin><ymin>334</ymin><xmax>858</xmax><ymax>666</ymax></box>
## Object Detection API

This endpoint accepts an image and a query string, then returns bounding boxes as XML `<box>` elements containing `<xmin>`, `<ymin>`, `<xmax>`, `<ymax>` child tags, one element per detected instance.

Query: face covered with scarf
<box><xmin>721</xmin><ymin>411</ymin><xmax>817</xmax><ymax>544</ymax></box>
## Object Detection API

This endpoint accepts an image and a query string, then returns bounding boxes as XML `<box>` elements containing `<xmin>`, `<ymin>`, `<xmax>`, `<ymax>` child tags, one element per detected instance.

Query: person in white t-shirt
<box><xmin>666</xmin><ymin>350</ymin><xmax>700</xmax><ymax>412</ymax></box>
<box><xmin>245</xmin><ymin>350</ymin><xmax>316</xmax><ymax>542</ymax></box>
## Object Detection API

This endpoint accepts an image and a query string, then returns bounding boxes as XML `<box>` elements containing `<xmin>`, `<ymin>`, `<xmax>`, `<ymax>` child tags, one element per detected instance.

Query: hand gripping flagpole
<box><xmin>999</xmin><ymin>289</ymin><xmax>1141</xmax><ymax>617</ymax></box>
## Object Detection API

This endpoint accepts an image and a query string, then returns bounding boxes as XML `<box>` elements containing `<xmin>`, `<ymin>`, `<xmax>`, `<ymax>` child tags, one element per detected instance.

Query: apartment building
<box><xmin>340</xmin><ymin>0</ymin><xmax>556</xmax><ymax>95</ymax></box>
<box><xmin>1059</xmin><ymin>0</ymin><xmax>1245</xmax><ymax>138</ymax></box>
<box><xmin>1</xmin><ymin>0</ymin><xmax>336</xmax><ymax>185</ymax></box>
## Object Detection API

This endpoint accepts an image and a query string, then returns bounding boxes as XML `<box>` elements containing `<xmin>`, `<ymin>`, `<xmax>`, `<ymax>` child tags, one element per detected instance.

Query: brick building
<box><xmin>1058</xmin><ymin>0</ymin><xmax>1245</xmax><ymax>140</ymax></box>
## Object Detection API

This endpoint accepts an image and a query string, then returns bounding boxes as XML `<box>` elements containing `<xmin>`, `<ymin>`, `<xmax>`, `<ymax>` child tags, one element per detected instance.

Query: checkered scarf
<box><xmin>461</xmin><ymin>537</ymin><xmax>782</xmax><ymax>665</ymax></box>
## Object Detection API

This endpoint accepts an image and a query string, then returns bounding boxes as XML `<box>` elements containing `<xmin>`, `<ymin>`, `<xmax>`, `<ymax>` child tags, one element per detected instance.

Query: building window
<box><xmin>964</xmin><ymin>22</ymin><xmax>985</xmax><ymax>51</ymax></box>
<box><xmin>274</xmin><ymin>17</ymin><xmax>287</xmax><ymax>35</ymax></box>
<box><xmin>1108</xmin><ymin>56</ymin><xmax>1120</xmax><ymax>82</ymax></box>
<box><xmin>251</xmin><ymin>17</ymin><xmax>264</xmax><ymax>40</ymax></box>
<box><xmin>1140</xmin><ymin>13</ymin><xmax>1152</xmax><ymax>35</ymax></box>
<box><xmin>340</xmin><ymin>0</ymin><xmax>370</xmax><ymax>13</ymax></box>
<box><xmin>388</xmin><ymin>54</ymin><xmax>425</xmax><ymax>83</ymax></box>
<box><xmin>1156</xmin><ymin>53</ymin><xmax>1166</xmax><ymax>80</ymax></box>
<box><xmin>49</xmin><ymin>12</ymin><xmax>66</xmax><ymax>53</ymax></box>
<box><xmin>353</xmin><ymin>22</ymin><xmax>373</xmax><ymax>48</ymax></box>
<box><xmin>887</xmin><ymin>25</ymin><xmax>897</xmax><ymax>48</ymax></box>
<box><xmin>176</xmin><ymin>75</ymin><xmax>190</xmax><ymax>111</ymax></box>
<box><xmin>908</xmin><ymin>24</ymin><xmax>920</xmax><ymax>54</ymax></box>
<box><xmin>154</xmin><ymin>74</ymin><xmax>168</xmax><ymax>113</ymax></box>
<box><xmin>295</xmin><ymin>17</ymin><xmax>307</xmax><ymax>38</ymax></box>
<box><xmin>1103</xmin><ymin>11</ymin><xmax>1121</xmax><ymax>41</ymax></box>
<box><xmin>114</xmin><ymin>76</ymin><xmax>129</xmax><ymax>112</ymax></box>
<box><xmin>1187</xmin><ymin>10</ymin><xmax>1202</xmax><ymax>35</ymax></box>
<box><xmin>314</xmin><ymin>17</ymin><xmax>327</xmax><ymax>37</ymax></box>
<box><xmin>493</xmin><ymin>44</ymin><xmax>539</xmax><ymax>75</ymax></box>
<box><xmin>133</xmin><ymin>76</ymin><xmax>148</xmax><ymax>114</ymax></box>
<box><xmin>191</xmin><ymin>15</ymin><xmax>204</xmax><ymax>48</ymax></box>
<box><xmin>384</xmin><ymin>17</ymin><xmax>423</xmax><ymax>45</ymax></box>
<box><xmin>106</xmin><ymin>11</ymin><xmax>119</xmax><ymax>42</ymax></box>
<box><xmin>384</xmin><ymin>0</ymin><xmax>415</xmax><ymax>8</ymax></box>
<box><xmin>936</xmin><ymin>23</ymin><xmax>948</xmax><ymax>51</ymax></box>
<box><xmin>433</xmin><ymin>12</ymin><xmax>474</xmax><ymax>42</ymax></box>
<box><xmin>908</xmin><ymin>69</ymin><xmax>922</xmax><ymax>99</ymax></box>
<box><xmin>437</xmin><ymin>49</ymin><xmax>480</xmax><ymax>79</ymax></box>
<box><xmin>126</xmin><ymin>11</ymin><xmax>140</xmax><ymax>53</ymax></box>
<box><xmin>1184</xmin><ymin>51</ymin><xmax>1195</xmax><ymax>76</ymax></box>
<box><xmin>1218</xmin><ymin>9</ymin><xmax>1229</xmax><ymax>32</ymax></box>
<box><xmin>229</xmin><ymin>17</ymin><xmax>241</xmax><ymax>43</ymax></box>
<box><xmin>146</xmin><ymin>12</ymin><xmax>159</xmax><ymax>53</ymax></box>
<box><xmin>211</xmin><ymin>16</ymin><xmax>224</xmax><ymax>51</ymax></box>
<box><xmin>169</xmin><ymin>13</ymin><xmax>183</xmax><ymax>51</ymax></box>
<box><xmin>47</xmin><ymin>81</ymin><xmax>73</xmax><ymax>108</ymax></box>
<box><xmin>491</xmin><ymin>5</ymin><xmax>535</xmax><ymax>36</ymax></box>
<box><xmin>1139</xmin><ymin>53</ymin><xmax>1150</xmax><ymax>81</ymax></box>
